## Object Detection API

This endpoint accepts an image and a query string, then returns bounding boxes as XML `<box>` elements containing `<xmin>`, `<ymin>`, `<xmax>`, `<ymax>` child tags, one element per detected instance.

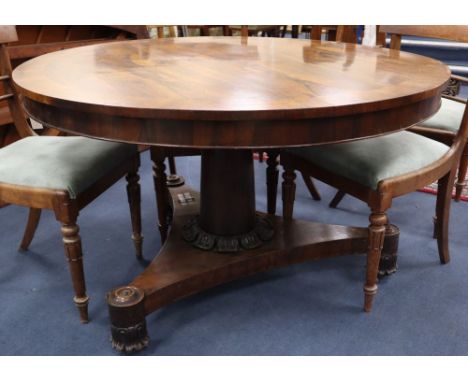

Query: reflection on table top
<box><xmin>13</xmin><ymin>37</ymin><xmax>450</xmax><ymax>121</ymax></box>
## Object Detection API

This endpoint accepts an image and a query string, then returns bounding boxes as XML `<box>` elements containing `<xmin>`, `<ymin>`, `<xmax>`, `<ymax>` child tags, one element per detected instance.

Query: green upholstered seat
<box><xmin>286</xmin><ymin>131</ymin><xmax>449</xmax><ymax>190</ymax></box>
<box><xmin>0</xmin><ymin>136</ymin><xmax>137</xmax><ymax>199</ymax></box>
<box><xmin>418</xmin><ymin>98</ymin><xmax>465</xmax><ymax>133</ymax></box>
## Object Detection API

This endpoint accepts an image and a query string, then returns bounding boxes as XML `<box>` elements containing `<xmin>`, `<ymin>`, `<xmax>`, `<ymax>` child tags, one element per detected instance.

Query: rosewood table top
<box><xmin>13</xmin><ymin>37</ymin><xmax>450</xmax><ymax>148</ymax></box>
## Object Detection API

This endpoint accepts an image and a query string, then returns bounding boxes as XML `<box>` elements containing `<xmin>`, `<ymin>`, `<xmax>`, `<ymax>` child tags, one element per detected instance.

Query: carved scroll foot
<box><xmin>378</xmin><ymin>224</ymin><xmax>400</xmax><ymax>277</ymax></box>
<box><xmin>107</xmin><ymin>286</ymin><xmax>149</xmax><ymax>353</ymax></box>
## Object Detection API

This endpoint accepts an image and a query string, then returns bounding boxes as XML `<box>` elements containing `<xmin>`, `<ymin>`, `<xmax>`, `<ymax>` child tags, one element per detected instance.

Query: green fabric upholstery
<box><xmin>286</xmin><ymin>131</ymin><xmax>449</xmax><ymax>190</ymax></box>
<box><xmin>0</xmin><ymin>136</ymin><xmax>137</xmax><ymax>199</ymax></box>
<box><xmin>418</xmin><ymin>98</ymin><xmax>466</xmax><ymax>133</ymax></box>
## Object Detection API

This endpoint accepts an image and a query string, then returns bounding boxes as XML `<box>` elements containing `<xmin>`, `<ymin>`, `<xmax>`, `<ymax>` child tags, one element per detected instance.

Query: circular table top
<box><xmin>13</xmin><ymin>37</ymin><xmax>450</xmax><ymax>148</ymax></box>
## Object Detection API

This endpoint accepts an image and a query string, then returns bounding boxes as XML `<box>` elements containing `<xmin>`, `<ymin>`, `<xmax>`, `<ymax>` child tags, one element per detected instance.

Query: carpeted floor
<box><xmin>420</xmin><ymin>174</ymin><xmax>468</xmax><ymax>201</ymax></box>
<box><xmin>1</xmin><ymin>151</ymin><xmax>468</xmax><ymax>355</ymax></box>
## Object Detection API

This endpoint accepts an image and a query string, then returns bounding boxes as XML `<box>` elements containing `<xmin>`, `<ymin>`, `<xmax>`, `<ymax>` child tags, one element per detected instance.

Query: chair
<box><xmin>292</xmin><ymin>25</ymin><xmax>357</xmax><ymax>42</ymax></box>
<box><xmin>330</xmin><ymin>26</ymin><xmax>468</xmax><ymax>206</ymax></box>
<box><xmin>267</xmin><ymin>25</ymin><xmax>468</xmax><ymax>312</ymax></box>
<box><xmin>265</xmin><ymin>26</ymin><xmax>359</xmax><ymax>214</ymax></box>
<box><xmin>0</xmin><ymin>25</ymin><xmax>145</xmax><ymax>323</ymax></box>
<box><xmin>225</xmin><ymin>25</ymin><xmax>285</xmax><ymax>37</ymax></box>
<box><xmin>0</xmin><ymin>25</ymin><xmax>150</xmax><ymax>149</ymax></box>
<box><xmin>185</xmin><ymin>25</ymin><xmax>227</xmax><ymax>37</ymax></box>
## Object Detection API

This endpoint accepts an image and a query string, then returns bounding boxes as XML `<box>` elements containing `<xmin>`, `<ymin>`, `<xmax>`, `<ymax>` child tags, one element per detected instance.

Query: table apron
<box><xmin>22</xmin><ymin>95</ymin><xmax>442</xmax><ymax>149</ymax></box>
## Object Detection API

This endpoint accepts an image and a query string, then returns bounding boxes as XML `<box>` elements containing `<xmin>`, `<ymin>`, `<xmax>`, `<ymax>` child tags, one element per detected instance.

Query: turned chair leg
<box><xmin>19</xmin><ymin>208</ymin><xmax>42</xmax><ymax>251</ymax></box>
<box><xmin>454</xmin><ymin>148</ymin><xmax>468</xmax><ymax>201</ymax></box>
<box><xmin>126</xmin><ymin>170</ymin><xmax>143</xmax><ymax>259</ymax></box>
<box><xmin>301</xmin><ymin>172</ymin><xmax>321</xmax><ymax>201</ymax></box>
<box><xmin>151</xmin><ymin>148</ymin><xmax>171</xmax><ymax>243</ymax></box>
<box><xmin>168</xmin><ymin>156</ymin><xmax>177</xmax><ymax>175</ymax></box>
<box><xmin>282</xmin><ymin>165</ymin><xmax>296</xmax><ymax>220</ymax></box>
<box><xmin>266</xmin><ymin>150</ymin><xmax>279</xmax><ymax>215</ymax></box>
<box><xmin>434</xmin><ymin>169</ymin><xmax>457</xmax><ymax>264</ymax></box>
<box><xmin>364</xmin><ymin>210</ymin><xmax>387</xmax><ymax>313</ymax></box>
<box><xmin>329</xmin><ymin>190</ymin><xmax>346</xmax><ymax>208</ymax></box>
<box><xmin>60</xmin><ymin>220</ymin><xmax>89</xmax><ymax>323</ymax></box>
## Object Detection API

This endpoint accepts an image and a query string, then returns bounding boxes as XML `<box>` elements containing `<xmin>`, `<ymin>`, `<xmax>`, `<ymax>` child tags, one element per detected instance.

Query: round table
<box><xmin>13</xmin><ymin>36</ymin><xmax>450</xmax><ymax>352</ymax></box>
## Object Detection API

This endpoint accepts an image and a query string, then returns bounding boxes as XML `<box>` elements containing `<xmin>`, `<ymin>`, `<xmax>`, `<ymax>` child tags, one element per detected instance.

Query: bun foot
<box><xmin>107</xmin><ymin>286</ymin><xmax>149</xmax><ymax>353</ymax></box>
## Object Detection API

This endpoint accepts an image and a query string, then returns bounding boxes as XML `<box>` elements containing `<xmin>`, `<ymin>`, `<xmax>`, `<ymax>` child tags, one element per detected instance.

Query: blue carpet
<box><xmin>1</xmin><ymin>151</ymin><xmax>468</xmax><ymax>355</ymax></box>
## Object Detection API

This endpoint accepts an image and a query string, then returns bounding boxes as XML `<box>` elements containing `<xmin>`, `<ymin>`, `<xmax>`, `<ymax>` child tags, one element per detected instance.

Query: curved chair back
<box><xmin>380</xmin><ymin>25</ymin><xmax>468</xmax><ymax>49</ymax></box>
<box><xmin>0</xmin><ymin>26</ymin><xmax>34</xmax><ymax>138</ymax></box>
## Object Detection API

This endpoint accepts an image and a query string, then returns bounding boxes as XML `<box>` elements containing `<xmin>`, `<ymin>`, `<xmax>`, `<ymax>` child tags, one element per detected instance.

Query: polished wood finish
<box><xmin>227</xmin><ymin>25</ymin><xmax>282</xmax><ymax>37</ymax></box>
<box><xmin>200</xmin><ymin>150</ymin><xmax>255</xmax><ymax>235</ymax></box>
<box><xmin>14</xmin><ymin>37</ymin><xmax>449</xmax><ymax>148</ymax></box>
<box><xmin>126</xmin><ymin>171</ymin><xmax>143</xmax><ymax>259</ymax></box>
<box><xmin>380</xmin><ymin>26</ymin><xmax>468</xmax><ymax>201</ymax></box>
<box><xmin>266</xmin><ymin>150</ymin><xmax>280</xmax><ymax>214</ymax></box>
<box><xmin>0</xmin><ymin>25</ymin><xmax>149</xmax><ymax>149</ymax></box>
<box><xmin>299</xmin><ymin>25</ymin><xmax>359</xmax><ymax>201</ymax></box>
<box><xmin>279</xmin><ymin>27</ymin><xmax>468</xmax><ymax>312</ymax></box>
<box><xmin>108</xmin><ymin>185</ymin><xmax>371</xmax><ymax>351</ymax></box>
<box><xmin>186</xmin><ymin>25</ymin><xmax>225</xmax><ymax>36</ymax></box>
<box><xmin>308</xmin><ymin>25</ymin><xmax>357</xmax><ymax>44</ymax></box>
<box><xmin>19</xmin><ymin>207</ymin><xmax>41</xmax><ymax>251</ymax></box>
<box><xmin>0</xmin><ymin>26</ymin><xmax>144</xmax><ymax>322</ymax></box>
<box><xmin>12</xmin><ymin>35</ymin><xmax>452</xmax><ymax>351</ymax></box>
<box><xmin>381</xmin><ymin>25</ymin><xmax>468</xmax><ymax>43</ymax></box>
<box><xmin>0</xmin><ymin>26</ymin><xmax>18</xmax><ymax>44</ymax></box>
<box><xmin>150</xmin><ymin>147</ymin><xmax>171</xmax><ymax>243</ymax></box>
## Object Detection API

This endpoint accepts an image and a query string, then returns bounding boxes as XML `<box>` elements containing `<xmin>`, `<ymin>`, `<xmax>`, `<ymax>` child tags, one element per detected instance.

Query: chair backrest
<box><xmin>380</xmin><ymin>26</ymin><xmax>468</xmax><ymax>155</ymax></box>
<box><xmin>0</xmin><ymin>26</ymin><xmax>33</xmax><ymax>138</ymax></box>
<box><xmin>148</xmin><ymin>25</ymin><xmax>178</xmax><ymax>38</ymax></box>
<box><xmin>0</xmin><ymin>25</ymin><xmax>149</xmax><ymax>140</ymax></box>
<box><xmin>380</xmin><ymin>26</ymin><xmax>468</xmax><ymax>49</ymax></box>
<box><xmin>0</xmin><ymin>26</ymin><xmax>18</xmax><ymax>44</ymax></box>
<box><xmin>309</xmin><ymin>25</ymin><xmax>357</xmax><ymax>43</ymax></box>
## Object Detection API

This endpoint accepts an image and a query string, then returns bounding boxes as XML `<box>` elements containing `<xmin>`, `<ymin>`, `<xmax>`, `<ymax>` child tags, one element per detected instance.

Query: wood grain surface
<box><xmin>13</xmin><ymin>36</ymin><xmax>450</xmax><ymax>120</ymax></box>
<box><xmin>12</xmin><ymin>37</ymin><xmax>450</xmax><ymax>149</ymax></box>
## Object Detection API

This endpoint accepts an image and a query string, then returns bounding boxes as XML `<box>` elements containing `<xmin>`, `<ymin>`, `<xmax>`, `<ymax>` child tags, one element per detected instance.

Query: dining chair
<box><xmin>0</xmin><ymin>25</ymin><xmax>145</xmax><ymax>323</ymax></box>
<box><xmin>225</xmin><ymin>25</ymin><xmax>285</xmax><ymax>37</ymax></box>
<box><xmin>329</xmin><ymin>26</ymin><xmax>468</xmax><ymax>208</ymax></box>
<box><xmin>265</xmin><ymin>26</ymin><xmax>359</xmax><ymax>214</ymax></box>
<box><xmin>299</xmin><ymin>25</ymin><xmax>357</xmax><ymax>42</ymax></box>
<box><xmin>0</xmin><ymin>25</ymin><xmax>150</xmax><ymax>149</ymax></box>
<box><xmin>267</xmin><ymin>25</ymin><xmax>468</xmax><ymax>312</ymax></box>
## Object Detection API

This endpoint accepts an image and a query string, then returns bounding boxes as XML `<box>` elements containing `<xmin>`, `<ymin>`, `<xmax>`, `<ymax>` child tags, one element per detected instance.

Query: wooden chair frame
<box><xmin>0</xmin><ymin>25</ymin><xmax>146</xmax><ymax>323</ymax></box>
<box><xmin>332</xmin><ymin>26</ymin><xmax>468</xmax><ymax>204</ymax></box>
<box><xmin>267</xmin><ymin>25</ymin><xmax>468</xmax><ymax>312</ymax></box>
<box><xmin>265</xmin><ymin>26</ymin><xmax>358</xmax><ymax>213</ymax></box>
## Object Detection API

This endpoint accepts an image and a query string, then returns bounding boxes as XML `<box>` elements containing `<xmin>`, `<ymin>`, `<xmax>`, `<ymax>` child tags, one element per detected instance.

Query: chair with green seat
<box><xmin>274</xmin><ymin>25</ymin><xmax>468</xmax><ymax>313</ymax></box>
<box><xmin>411</xmin><ymin>94</ymin><xmax>468</xmax><ymax>201</ymax></box>
<box><xmin>330</xmin><ymin>26</ymin><xmax>468</xmax><ymax>207</ymax></box>
<box><xmin>0</xmin><ymin>26</ymin><xmax>143</xmax><ymax>323</ymax></box>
